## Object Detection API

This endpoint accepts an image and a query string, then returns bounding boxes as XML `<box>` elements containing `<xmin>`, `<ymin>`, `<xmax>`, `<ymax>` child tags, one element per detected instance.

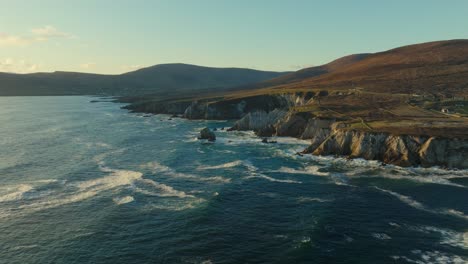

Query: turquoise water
<box><xmin>0</xmin><ymin>96</ymin><xmax>467</xmax><ymax>264</ymax></box>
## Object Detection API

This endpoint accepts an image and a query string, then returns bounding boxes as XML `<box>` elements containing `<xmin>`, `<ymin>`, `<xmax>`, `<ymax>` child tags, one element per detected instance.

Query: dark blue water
<box><xmin>0</xmin><ymin>96</ymin><xmax>467</xmax><ymax>264</ymax></box>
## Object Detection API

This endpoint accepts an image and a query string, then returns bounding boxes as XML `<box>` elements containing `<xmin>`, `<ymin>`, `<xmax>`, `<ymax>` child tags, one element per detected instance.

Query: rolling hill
<box><xmin>262</xmin><ymin>39</ymin><xmax>468</xmax><ymax>97</ymax></box>
<box><xmin>0</xmin><ymin>63</ymin><xmax>287</xmax><ymax>96</ymax></box>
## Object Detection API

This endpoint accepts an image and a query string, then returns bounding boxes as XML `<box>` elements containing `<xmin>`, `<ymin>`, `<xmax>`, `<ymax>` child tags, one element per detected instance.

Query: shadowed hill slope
<box><xmin>0</xmin><ymin>63</ymin><xmax>287</xmax><ymax>96</ymax></box>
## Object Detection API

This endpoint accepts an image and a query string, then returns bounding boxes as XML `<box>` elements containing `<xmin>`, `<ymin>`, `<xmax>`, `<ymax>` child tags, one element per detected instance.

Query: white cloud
<box><xmin>80</xmin><ymin>62</ymin><xmax>96</xmax><ymax>69</ymax></box>
<box><xmin>121</xmin><ymin>65</ymin><xmax>144</xmax><ymax>71</ymax></box>
<box><xmin>0</xmin><ymin>26</ymin><xmax>75</xmax><ymax>47</ymax></box>
<box><xmin>0</xmin><ymin>58</ymin><xmax>41</xmax><ymax>73</ymax></box>
<box><xmin>0</xmin><ymin>33</ymin><xmax>32</xmax><ymax>46</ymax></box>
<box><xmin>31</xmin><ymin>25</ymin><xmax>75</xmax><ymax>40</ymax></box>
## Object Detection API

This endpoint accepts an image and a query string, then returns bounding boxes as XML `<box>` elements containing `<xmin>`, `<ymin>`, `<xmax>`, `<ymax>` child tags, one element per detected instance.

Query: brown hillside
<box><xmin>270</xmin><ymin>39</ymin><xmax>468</xmax><ymax>97</ymax></box>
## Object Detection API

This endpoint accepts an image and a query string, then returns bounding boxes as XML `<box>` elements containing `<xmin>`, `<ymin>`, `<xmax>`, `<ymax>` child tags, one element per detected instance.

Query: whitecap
<box><xmin>297</xmin><ymin>196</ymin><xmax>333</xmax><ymax>203</ymax></box>
<box><xmin>411</xmin><ymin>226</ymin><xmax>468</xmax><ymax>249</ymax></box>
<box><xmin>374</xmin><ymin>187</ymin><xmax>468</xmax><ymax>221</ymax></box>
<box><xmin>0</xmin><ymin>184</ymin><xmax>33</xmax><ymax>203</ymax></box>
<box><xmin>274</xmin><ymin>165</ymin><xmax>329</xmax><ymax>176</ymax></box>
<box><xmin>113</xmin><ymin>196</ymin><xmax>135</xmax><ymax>205</ymax></box>
<box><xmin>244</xmin><ymin>174</ymin><xmax>301</xmax><ymax>184</ymax></box>
<box><xmin>141</xmin><ymin>161</ymin><xmax>231</xmax><ymax>184</ymax></box>
<box><xmin>137</xmin><ymin>178</ymin><xmax>193</xmax><ymax>198</ymax></box>
<box><xmin>372</xmin><ymin>233</ymin><xmax>392</xmax><ymax>240</ymax></box>
<box><xmin>391</xmin><ymin>250</ymin><xmax>467</xmax><ymax>264</ymax></box>
<box><xmin>143</xmin><ymin>198</ymin><xmax>206</xmax><ymax>211</ymax></box>
<box><xmin>16</xmin><ymin>168</ymin><xmax>143</xmax><ymax>214</ymax></box>
<box><xmin>197</xmin><ymin>160</ymin><xmax>243</xmax><ymax>170</ymax></box>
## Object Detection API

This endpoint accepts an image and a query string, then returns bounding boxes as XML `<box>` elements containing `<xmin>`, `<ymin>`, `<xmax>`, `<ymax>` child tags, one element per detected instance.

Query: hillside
<box><xmin>266</xmin><ymin>39</ymin><xmax>468</xmax><ymax>96</ymax></box>
<box><xmin>0</xmin><ymin>63</ymin><xmax>286</xmax><ymax>96</ymax></box>
<box><xmin>124</xmin><ymin>40</ymin><xmax>468</xmax><ymax>138</ymax></box>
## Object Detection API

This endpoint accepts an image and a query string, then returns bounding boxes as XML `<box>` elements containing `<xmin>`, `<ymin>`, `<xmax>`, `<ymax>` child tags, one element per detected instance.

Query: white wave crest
<box><xmin>375</xmin><ymin>187</ymin><xmax>468</xmax><ymax>221</ymax></box>
<box><xmin>275</xmin><ymin>166</ymin><xmax>329</xmax><ymax>176</ymax></box>
<box><xmin>245</xmin><ymin>174</ymin><xmax>301</xmax><ymax>184</ymax></box>
<box><xmin>0</xmin><ymin>184</ymin><xmax>33</xmax><ymax>203</ymax></box>
<box><xmin>141</xmin><ymin>161</ymin><xmax>231</xmax><ymax>183</ymax></box>
<box><xmin>411</xmin><ymin>226</ymin><xmax>468</xmax><ymax>249</ymax></box>
<box><xmin>197</xmin><ymin>160</ymin><xmax>243</xmax><ymax>170</ymax></box>
<box><xmin>371</xmin><ymin>233</ymin><xmax>392</xmax><ymax>240</ymax></box>
<box><xmin>137</xmin><ymin>178</ymin><xmax>193</xmax><ymax>198</ymax></box>
<box><xmin>0</xmin><ymin>165</ymin><xmax>195</xmax><ymax>219</ymax></box>
<box><xmin>297</xmin><ymin>196</ymin><xmax>334</xmax><ymax>203</ymax></box>
<box><xmin>113</xmin><ymin>196</ymin><xmax>135</xmax><ymax>205</ymax></box>
<box><xmin>391</xmin><ymin>249</ymin><xmax>467</xmax><ymax>264</ymax></box>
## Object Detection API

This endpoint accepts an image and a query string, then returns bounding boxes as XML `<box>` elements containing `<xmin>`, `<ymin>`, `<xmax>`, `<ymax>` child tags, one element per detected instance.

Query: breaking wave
<box><xmin>0</xmin><ymin>184</ymin><xmax>33</xmax><ymax>203</ymax></box>
<box><xmin>141</xmin><ymin>161</ymin><xmax>231</xmax><ymax>183</ymax></box>
<box><xmin>274</xmin><ymin>165</ymin><xmax>330</xmax><ymax>176</ymax></box>
<box><xmin>374</xmin><ymin>187</ymin><xmax>468</xmax><ymax>221</ymax></box>
<box><xmin>244</xmin><ymin>174</ymin><xmax>301</xmax><ymax>184</ymax></box>
<box><xmin>197</xmin><ymin>160</ymin><xmax>243</xmax><ymax>170</ymax></box>
<box><xmin>113</xmin><ymin>196</ymin><xmax>135</xmax><ymax>205</ymax></box>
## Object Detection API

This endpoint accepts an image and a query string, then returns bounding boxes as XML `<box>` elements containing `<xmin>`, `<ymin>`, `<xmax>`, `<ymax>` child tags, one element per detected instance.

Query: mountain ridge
<box><xmin>0</xmin><ymin>63</ymin><xmax>288</xmax><ymax>96</ymax></box>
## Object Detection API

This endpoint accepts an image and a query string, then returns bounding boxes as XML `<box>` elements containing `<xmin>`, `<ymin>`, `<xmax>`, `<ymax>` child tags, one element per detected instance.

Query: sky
<box><xmin>0</xmin><ymin>0</ymin><xmax>467</xmax><ymax>74</ymax></box>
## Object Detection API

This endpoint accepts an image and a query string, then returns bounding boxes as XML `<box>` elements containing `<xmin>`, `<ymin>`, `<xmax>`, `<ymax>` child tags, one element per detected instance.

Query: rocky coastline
<box><xmin>122</xmin><ymin>93</ymin><xmax>468</xmax><ymax>169</ymax></box>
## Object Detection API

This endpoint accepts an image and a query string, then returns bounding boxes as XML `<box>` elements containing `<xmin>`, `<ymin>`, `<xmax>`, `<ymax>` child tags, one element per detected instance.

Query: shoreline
<box><xmin>121</xmin><ymin>101</ymin><xmax>468</xmax><ymax>170</ymax></box>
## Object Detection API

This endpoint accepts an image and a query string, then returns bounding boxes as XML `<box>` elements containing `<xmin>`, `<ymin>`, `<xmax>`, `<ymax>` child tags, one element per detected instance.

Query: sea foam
<box><xmin>375</xmin><ymin>187</ymin><xmax>468</xmax><ymax>221</ymax></box>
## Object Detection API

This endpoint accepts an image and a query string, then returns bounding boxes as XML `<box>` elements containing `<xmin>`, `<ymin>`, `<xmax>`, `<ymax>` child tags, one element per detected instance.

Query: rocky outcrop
<box><xmin>275</xmin><ymin>112</ymin><xmax>308</xmax><ymax>137</ymax></box>
<box><xmin>419</xmin><ymin>137</ymin><xmax>468</xmax><ymax>168</ymax></box>
<box><xmin>230</xmin><ymin>109</ymin><xmax>288</xmax><ymax>131</ymax></box>
<box><xmin>198</xmin><ymin>127</ymin><xmax>216</xmax><ymax>141</ymax></box>
<box><xmin>304</xmin><ymin>128</ymin><xmax>468</xmax><ymax>169</ymax></box>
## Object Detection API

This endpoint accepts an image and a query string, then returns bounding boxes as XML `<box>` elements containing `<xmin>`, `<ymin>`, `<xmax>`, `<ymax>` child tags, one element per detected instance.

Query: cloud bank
<box><xmin>0</xmin><ymin>25</ymin><xmax>75</xmax><ymax>47</ymax></box>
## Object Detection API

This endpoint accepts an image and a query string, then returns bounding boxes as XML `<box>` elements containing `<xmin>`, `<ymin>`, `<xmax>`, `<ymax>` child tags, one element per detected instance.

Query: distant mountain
<box><xmin>0</xmin><ymin>63</ymin><xmax>287</xmax><ymax>96</ymax></box>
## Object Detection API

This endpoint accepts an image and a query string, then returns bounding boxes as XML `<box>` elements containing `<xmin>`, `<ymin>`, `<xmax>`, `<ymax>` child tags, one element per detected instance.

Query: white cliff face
<box><xmin>308</xmin><ymin>128</ymin><xmax>468</xmax><ymax>169</ymax></box>
<box><xmin>419</xmin><ymin>137</ymin><xmax>468</xmax><ymax>168</ymax></box>
<box><xmin>232</xmin><ymin>109</ymin><xmax>288</xmax><ymax>131</ymax></box>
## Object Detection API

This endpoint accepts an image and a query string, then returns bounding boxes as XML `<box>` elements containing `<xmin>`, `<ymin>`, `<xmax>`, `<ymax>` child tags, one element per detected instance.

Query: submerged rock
<box><xmin>198</xmin><ymin>127</ymin><xmax>216</xmax><ymax>142</ymax></box>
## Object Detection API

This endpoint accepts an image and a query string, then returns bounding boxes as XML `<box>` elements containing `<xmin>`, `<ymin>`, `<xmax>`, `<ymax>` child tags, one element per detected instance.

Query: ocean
<box><xmin>0</xmin><ymin>96</ymin><xmax>467</xmax><ymax>263</ymax></box>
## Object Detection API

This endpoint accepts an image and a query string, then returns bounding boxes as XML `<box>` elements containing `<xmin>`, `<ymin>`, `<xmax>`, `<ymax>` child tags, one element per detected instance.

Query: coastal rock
<box><xmin>184</xmin><ymin>101</ymin><xmax>207</xmax><ymax>119</ymax></box>
<box><xmin>274</xmin><ymin>112</ymin><xmax>308</xmax><ymax>137</ymax></box>
<box><xmin>198</xmin><ymin>127</ymin><xmax>216</xmax><ymax>141</ymax></box>
<box><xmin>306</xmin><ymin>127</ymin><xmax>468</xmax><ymax>169</ymax></box>
<box><xmin>255</xmin><ymin>125</ymin><xmax>275</xmax><ymax>137</ymax></box>
<box><xmin>419</xmin><ymin>137</ymin><xmax>468</xmax><ymax>168</ymax></box>
<box><xmin>230</xmin><ymin>109</ymin><xmax>288</xmax><ymax>132</ymax></box>
<box><xmin>301</xmin><ymin>118</ymin><xmax>335</xmax><ymax>139</ymax></box>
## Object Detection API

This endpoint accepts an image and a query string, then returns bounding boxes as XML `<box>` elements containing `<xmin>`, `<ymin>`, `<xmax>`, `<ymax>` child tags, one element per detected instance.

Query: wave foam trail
<box><xmin>0</xmin><ymin>184</ymin><xmax>33</xmax><ymax>203</ymax></box>
<box><xmin>245</xmin><ymin>174</ymin><xmax>301</xmax><ymax>184</ymax></box>
<box><xmin>0</xmin><ymin>165</ymin><xmax>196</xmax><ymax>218</ymax></box>
<box><xmin>141</xmin><ymin>161</ymin><xmax>230</xmax><ymax>183</ymax></box>
<box><xmin>275</xmin><ymin>166</ymin><xmax>329</xmax><ymax>176</ymax></box>
<box><xmin>391</xmin><ymin>250</ymin><xmax>467</xmax><ymax>264</ymax></box>
<box><xmin>113</xmin><ymin>196</ymin><xmax>135</xmax><ymax>205</ymax></box>
<box><xmin>371</xmin><ymin>233</ymin><xmax>392</xmax><ymax>240</ymax></box>
<box><xmin>17</xmin><ymin>168</ymin><xmax>143</xmax><ymax>213</ymax></box>
<box><xmin>297</xmin><ymin>196</ymin><xmax>333</xmax><ymax>203</ymax></box>
<box><xmin>410</xmin><ymin>226</ymin><xmax>468</xmax><ymax>249</ymax></box>
<box><xmin>197</xmin><ymin>160</ymin><xmax>243</xmax><ymax>170</ymax></box>
<box><xmin>374</xmin><ymin>187</ymin><xmax>468</xmax><ymax>221</ymax></box>
<box><xmin>136</xmin><ymin>178</ymin><xmax>193</xmax><ymax>198</ymax></box>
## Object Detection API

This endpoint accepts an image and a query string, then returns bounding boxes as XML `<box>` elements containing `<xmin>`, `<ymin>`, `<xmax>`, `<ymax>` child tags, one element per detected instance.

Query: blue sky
<box><xmin>1</xmin><ymin>0</ymin><xmax>467</xmax><ymax>74</ymax></box>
